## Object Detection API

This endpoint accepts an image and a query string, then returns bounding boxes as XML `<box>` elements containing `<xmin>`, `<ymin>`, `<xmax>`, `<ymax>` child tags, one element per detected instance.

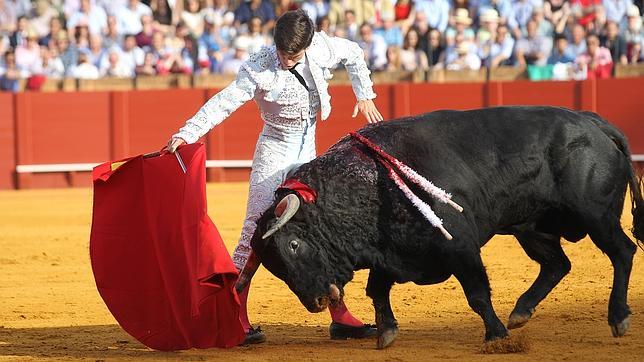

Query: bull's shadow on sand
<box><xmin>1</xmin><ymin>304</ymin><xmax>643</xmax><ymax>361</ymax></box>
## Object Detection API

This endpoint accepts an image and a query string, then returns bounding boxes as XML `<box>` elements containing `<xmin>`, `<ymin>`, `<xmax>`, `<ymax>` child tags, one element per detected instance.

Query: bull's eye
<box><xmin>289</xmin><ymin>240</ymin><xmax>299</xmax><ymax>253</ymax></box>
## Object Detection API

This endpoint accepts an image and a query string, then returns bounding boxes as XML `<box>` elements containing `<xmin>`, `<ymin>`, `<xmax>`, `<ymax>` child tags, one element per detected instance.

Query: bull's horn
<box><xmin>235</xmin><ymin>251</ymin><xmax>260</xmax><ymax>294</ymax></box>
<box><xmin>262</xmin><ymin>194</ymin><xmax>300</xmax><ymax>239</ymax></box>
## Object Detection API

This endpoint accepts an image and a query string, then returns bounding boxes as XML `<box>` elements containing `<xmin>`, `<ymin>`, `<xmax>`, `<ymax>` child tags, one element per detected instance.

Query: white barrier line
<box><xmin>16</xmin><ymin>160</ymin><xmax>253</xmax><ymax>173</ymax></box>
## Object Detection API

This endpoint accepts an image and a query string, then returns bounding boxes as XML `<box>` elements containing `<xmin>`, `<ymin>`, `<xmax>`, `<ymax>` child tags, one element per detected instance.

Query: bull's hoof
<box><xmin>507</xmin><ymin>312</ymin><xmax>531</xmax><ymax>330</ymax></box>
<box><xmin>376</xmin><ymin>326</ymin><xmax>398</xmax><ymax>349</ymax></box>
<box><xmin>507</xmin><ymin>308</ymin><xmax>534</xmax><ymax>330</ymax></box>
<box><xmin>610</xmin><ymin>314</ymin><xmax>631</xmax><ymax>337</ymax></box>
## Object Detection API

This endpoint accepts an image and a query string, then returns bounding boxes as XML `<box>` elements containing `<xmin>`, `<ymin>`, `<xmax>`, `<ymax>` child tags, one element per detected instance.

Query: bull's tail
<box><xmin>583</xmin><ymin>111</ymin><xmax>644</xmax><ymax>248</ymax></box>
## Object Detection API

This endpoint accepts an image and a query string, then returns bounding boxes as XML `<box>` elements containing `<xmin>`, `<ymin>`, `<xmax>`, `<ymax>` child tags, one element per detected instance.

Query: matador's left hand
<box><xmin>352</xmin><ymin>99</ymin><xmax>384</xmax><ymax>124</ymax></box>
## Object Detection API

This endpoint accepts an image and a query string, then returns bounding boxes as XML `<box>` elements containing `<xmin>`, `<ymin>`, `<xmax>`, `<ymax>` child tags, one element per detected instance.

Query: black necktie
<box><xmin>288</xmin><ymin>64</ymin><xmax>309</xmax><ymax>91</ymax></box>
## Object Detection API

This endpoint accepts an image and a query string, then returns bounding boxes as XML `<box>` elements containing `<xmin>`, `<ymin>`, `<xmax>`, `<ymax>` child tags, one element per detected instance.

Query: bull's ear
<box><xmin>264</xmin><ymin>194</ymin><xmax>300</xmax><ymax>239</ymax></box>
<box><xmin>275</xmin><ymin>199</ymin><xmax>287</xmax><ymax>217</ymax></box>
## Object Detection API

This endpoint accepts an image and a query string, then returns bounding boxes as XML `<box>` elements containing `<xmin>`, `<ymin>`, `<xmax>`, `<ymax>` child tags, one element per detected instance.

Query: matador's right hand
<box><xmin>165</xmin><ymin>137</ymin><xmax>185</xmax><ymax>153</ymax></box>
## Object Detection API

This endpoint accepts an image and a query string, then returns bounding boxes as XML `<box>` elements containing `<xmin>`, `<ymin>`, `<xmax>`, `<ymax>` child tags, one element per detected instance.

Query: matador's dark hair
<box><xmin>273</xmin><ymin>9</ymin><xmax>315</xmax><ymax>54</ymax></box>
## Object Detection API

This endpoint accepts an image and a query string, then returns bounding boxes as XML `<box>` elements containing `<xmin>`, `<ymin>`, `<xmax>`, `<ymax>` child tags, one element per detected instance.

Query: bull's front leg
<box><xmin>366</xmin><ymin>270</ymin><xmax>397</xmax><ymax>349</ymax></box>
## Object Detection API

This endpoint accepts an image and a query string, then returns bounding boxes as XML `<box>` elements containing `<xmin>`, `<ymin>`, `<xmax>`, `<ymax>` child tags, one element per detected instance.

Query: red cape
<box><xmin>90</xmin><ymin>143</ymin><xmax>245</xmax><ymax>350</ymax></box>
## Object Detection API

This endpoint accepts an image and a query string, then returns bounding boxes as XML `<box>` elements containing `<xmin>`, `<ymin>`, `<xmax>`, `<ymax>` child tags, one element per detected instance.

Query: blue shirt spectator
<box><xmin>67</xmin><ymin>0</ymin><xmax>108</xmax><ymax>36</ymax></box>
<box><xmin>548</xmin><ymin>33</ymin><xmax>576</xmax><ymax>64</ymax></box>
<box><xmin>603</xmin><ymin>0</ymin><xmax>631</xmax><ymax>25</ymax></box>
<box><xmin>234</xmin><ymin>0</ymin><xmax>275</xmax><ymax>26</ymax></box>
<box><xmin>414</xmin><ymin>0</ymin><xmax>450</xmax><ymax>33</ymax></box>
<box><xmin>301</xmin><ymin>0</ymin><xmax>330</xmax><ymax>25</ymax></box>
<box><xmin>477</xmin><ymin>0</ymin><xmax>514</xmax><ymax>26</ymax></box>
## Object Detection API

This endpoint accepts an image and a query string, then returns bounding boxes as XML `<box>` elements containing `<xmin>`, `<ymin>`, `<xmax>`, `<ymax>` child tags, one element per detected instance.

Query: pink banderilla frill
<box><xmin>350</xmin><ymin>131</ymin><xmax>463</xmax><ymax>240</ymax></box>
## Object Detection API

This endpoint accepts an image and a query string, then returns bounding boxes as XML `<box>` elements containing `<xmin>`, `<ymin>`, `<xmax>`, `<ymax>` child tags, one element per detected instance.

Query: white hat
<box><xmin>480</xmin><ymin>8</ymin><xmax>499</xmax><ymax>23</ymax></box>
<box><xmin>453</xmin><ymin>8</ymin><xmax>472</xmax><ymax>25</ymax></box>
<box><xmin>233</xmin><ymin>36</ymin><xmax>250</xmax><ymax>50</ymax></box>
<box><xmin>627</xmin><ymin>4</ymin><xmax>640</xmax><ymax>17</ymax></box>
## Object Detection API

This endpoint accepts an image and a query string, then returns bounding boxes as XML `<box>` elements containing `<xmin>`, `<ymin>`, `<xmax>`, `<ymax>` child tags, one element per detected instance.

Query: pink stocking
<box><xmin>238</xmin><ymin>285</ymin><xmax>252</xmax><ymax>333</ymax></box>
<box><xmin>329</xmin><ymin>300</ymin><xmax>364</xmax><ymax>327</ymax></box>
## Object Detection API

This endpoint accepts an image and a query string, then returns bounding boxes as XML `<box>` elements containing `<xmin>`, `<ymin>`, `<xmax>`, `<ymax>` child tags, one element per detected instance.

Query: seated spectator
<box><xmin>548</xmin><ymin>32</ymin><xmax>576</xmax><ymax>64</ymax></box>
<box><xmin>149</xmin><ymin>0</ymin><xmax>173</xmax><ymax>33</ymax></box>
<box><xmin>181</xmin><ymin>0</ymin><xmax>206</xmax><ymax>37</ymax></box>
<box><xmin>234</xmin><ymin>0</ymin><xmax>275</xmax><ymax>33</ymax></box>
<box><xmin>103</xmin><ymin>15</ymin><xmax>123</xmax><ymax>49</ymax></box>
<box><xmin>603</xmin><ymin>0</ymin><xmax>631</xmax><ymax>26</ymax></box>
<box><xmin>136</xmin><ymin>14</ymin><xmax>156</xmax><ymax>48</ymax></box>
<box><xmin>116</xmin><ymin>0</ymin><xmax>152</xmax><ymax>36</ymax></box>
<box><xmin>38</xmin><ymin>16</ymin><xmax>63</xmax><ymax>47</ymax></box>
<box><xmin>532</xmin><ymin>6</ymin><xmax>555</xmax><ymax>39</ymax></box>
<box><xmin>87</xmin><ymin>34</ymin><xmax>107</xmax><ymax>68</ymax></box>
<box><xmin>601</xmin><ymin>20</ymin><xmax>628</xmax><ymax>65</ymax></box>
<box><xmin>32</xmin><ymin>45</ymin><xmax>65</xmax><ymax>78</ymax></box>
<box><xmin>135</xmin><ymin>51</ymin><xmax>158</xmax><ymax>75</ymax></box>
<box><xmin>301</xmin><ymin>0</ymin><xmax>330</xmax><ymax>25</ymax></box>
<box><xmin>414</xmin><ymin>0</ymin><xmax>450</xmax><ymax>33</ymax></box>
<box><xmin>274</xmin><ymin>0</ymin><xmax>299</xmax><ymax>18</ymax></box>
<box><xmin>475</xmin><ymin>8</ymin><xmax>499</xmax><ymax>48</ymax></box>
<box><xmin>479</xmin><ymin>24</ymin><xmax>515</xmax><ymax>68</ymax></box>
<box><xmin>9</xmin><ymin>15</ymin><xmax>29</xmax><ymax>48</ymax></box>
<box><xmin>70</xmin><ymin>50</ymin><xmax>100</xmax><ymax>79</ymax></box>
<box><xmin>376</xmin><ymin>12</ymin><xmax>404</xmax><ymax>47</ymax></box>
<box><xmin>334</xmin><ymin>9</ymin><xmax>359</xmax><ymax>41</ymax></box>
<box><xmin>570</xmin><ymin>0</ymin><xmax>602</xmax><ymax>30</ymax></box>
<box><xmin>477</xmin><ymin>0</ymin><xmax>513</xmax><ymax>27</ymax></box>
<box><xmin>67</xmin><ymin>0</ymin><xmax>108</xmax><ymax>36</ymax></box>
<box><xmin>101</xmin><ymin>48</ymin><xmax>134</xmax><ymax>77</ymax></box>
<box><xmin>358</xmin><ymin>22</ymin><xmax>388</xmax><ymax>71</ymax></box>
<box><xmin>246</xmin><ymin>16</ymin><xmax>271</xmax><ymax>54</ymax></box>
<box><xmin>328</xmin><ymin>0</ymin><xmax>375</xmax><ymax>30</ymax></box>
<box><xmin>55</xmin><ymin>31</ymin><xmax>78</xmax><ymax>75</ymax></box>
<box><xmin>219</xmin><ymin>35</ymin><xmax>249</xmax><ymax>74</ymax></box>
<box><xmin>0</xmin><ymin>50</ymin><xmax>22</xmax><ymax>92</ymax></box>
<box><xmin>15</xmin><ymin>29</ymin><xmax>41</xmax><ymax>74</ymax></box>
<box><xmin>446</xmin><ymin>41</ymin><xmax>481</xmax><ymax>70</ymax></box>
<box><xmin>400</xmin><ymin>28</ymin><xmax>429</xmax><ymax>71</ymax></box>
<box><xmin>516</xmin><ymin>19</ymin><xmax>552</xmax><ymax>66</ymax></box>
<box><xmin>623</xmin><ymin>5</ymin><xmax>643</xmax><ymax>62</ymax></box>
<box><xmin>569</xmin><ymin>23</ymin><xmax>588</xmax><ymax>57</ymax></box>
<box><xmin>219</xmin><ymin>11</ymin><xmax>238</xmax><ymax>47</ymax></box>
<box><xmin>508</xmin><ymin>0</ymin><xmax>535</xmax><ymax>38</ymax></box>
<box><xmin>0</xmin><ymin>0</ymin><xmax>18</xmax><ymax>36</ymax></box>
<box><xmin>544</xmin><ymin>0</ymin><xmax>570</xmax><ymax>26</ymax></box>
<box><xmin>628</xmin><ymin>42</ymin><xmax>643</xmax><ymax>63</ymax></box>
<box><xmin>29</xmin><ymin>0</ymin><xmax>59</xmax><ymax>38</ymax></box>
<box><xmin>386</xmin><ymin>45</ymin><xmax>402</xmax><ymax>71</ymax></box>
<box><xmin>445</xmin><ymin>8</ymin><xmax>475</xmax><ymax>47</ymax></box>
<box><xmin>118</xmin><ymin>34</ymin><xmax>145</xmax><ymax>74</ymax></box>
<box><xmin>74</xmin><ymin>24</ymin><xmax>91</xmax><ymax>49</ymax></box>
<box><xmin>317</xmin><ymin>15</ymin><xmax>331</xmax><ymax>33</ymax></box>
<box><xmin>576</xmin><ymin>32</ymin><xmax>613</xmax><ymax>78</ymax></box>
<box><xmin>394</xmin><ymin>0</ymin><xmax>414</xmax><ymax>24</ymax></box>
<box><xmin>199</xmin><ymin>18</ymin><xmax>224</xmax><ymax>72</ymax></box>
<box><xmin>427</xmin><ymin>29</ymin><xmax>445</xmax><ymax>67</ymax></box>
<box><xmin>412</xmin><ymin>11</ymin><xmax>431</xmax><ymax>56</ymax></box>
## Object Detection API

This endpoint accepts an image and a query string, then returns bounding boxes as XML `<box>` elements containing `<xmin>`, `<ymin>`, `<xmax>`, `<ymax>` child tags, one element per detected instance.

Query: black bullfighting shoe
<box><xmin>242</xmin><ymin>326</ymin><xmax>266</xmax><ymax>345</ymax></box>
<box><xmin>329</xmin><ymin>322</ymin><xmax>378</xmax><ymax>340</ymax></box>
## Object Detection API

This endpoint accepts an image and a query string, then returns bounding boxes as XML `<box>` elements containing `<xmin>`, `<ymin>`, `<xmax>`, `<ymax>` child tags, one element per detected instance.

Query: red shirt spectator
<box><xmin>570</xmin><ymin>0</ymin><xmax>601</xmax><ymax>27</ymax></box>
<box><xmin>576</xmin><ymin>33</ymin><xmax>613</xmax><ymax>79</ymax></box>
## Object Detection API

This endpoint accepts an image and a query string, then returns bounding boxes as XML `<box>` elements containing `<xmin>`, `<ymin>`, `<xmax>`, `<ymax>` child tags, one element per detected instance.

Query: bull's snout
<box><xmin>315</xmin><ymin>296</ymin><xmax>330</xmax><ymax>311</ymax></box>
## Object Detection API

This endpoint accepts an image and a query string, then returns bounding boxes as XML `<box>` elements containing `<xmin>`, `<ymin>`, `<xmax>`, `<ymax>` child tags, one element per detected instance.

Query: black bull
<box><xmin>236</xmin><ymin>106</ymin><xmax>644</xmax><ymax>349</ymax></box>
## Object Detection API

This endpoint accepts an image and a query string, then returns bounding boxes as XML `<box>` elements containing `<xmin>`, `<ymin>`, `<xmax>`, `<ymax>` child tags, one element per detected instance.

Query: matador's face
<box><xmin>277</xmin><ymin>49</ymin><xmax>306</xmax><ymax>70</ymax></box>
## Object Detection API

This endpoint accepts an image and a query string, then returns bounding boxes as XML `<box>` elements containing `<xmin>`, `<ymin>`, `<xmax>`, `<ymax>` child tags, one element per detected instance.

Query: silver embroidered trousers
<box><xmin>231</xmin><ymin>118</ymin><xmax>317</xmax><ymax>271</ymax></box>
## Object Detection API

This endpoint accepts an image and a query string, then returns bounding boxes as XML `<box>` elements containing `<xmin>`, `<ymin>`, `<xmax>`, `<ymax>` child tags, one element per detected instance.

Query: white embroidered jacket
<box><xmin>174</xmin><ymin>32</ymin><xmax>376</xmax><ymax>144</ymax></box>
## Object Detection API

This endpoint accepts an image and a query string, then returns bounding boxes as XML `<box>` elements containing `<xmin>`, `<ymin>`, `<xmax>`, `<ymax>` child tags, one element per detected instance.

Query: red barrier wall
<box><xmin>2</xmin><ymin>77</ymin><xmax>643</xmax><ymax>189</ymax></box>
<box><xmin>0</xmin><ymin>93</ymin><xmax>15</xmax><ymax>189</ymax></box>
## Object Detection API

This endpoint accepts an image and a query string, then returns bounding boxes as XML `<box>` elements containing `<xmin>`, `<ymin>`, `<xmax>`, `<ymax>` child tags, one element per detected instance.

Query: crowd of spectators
<box><xmin>0</xmin><ymin>0</ymin><xmax>643</xmax><ymax>91</ymax></box>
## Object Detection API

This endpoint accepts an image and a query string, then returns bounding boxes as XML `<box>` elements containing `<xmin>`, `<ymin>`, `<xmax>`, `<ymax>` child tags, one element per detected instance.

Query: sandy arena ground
<box><xmin>1</xmin><ymin>183</ymin><xmax>643</xmax><ymax>361</ymax></box>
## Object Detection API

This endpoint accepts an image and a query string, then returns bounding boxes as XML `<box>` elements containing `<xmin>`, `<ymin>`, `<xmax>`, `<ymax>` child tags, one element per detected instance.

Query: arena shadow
<box><xmin>0</xmin><ymin>322</ymin><xmax>488</xmax><ymax>360</ymax></box>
